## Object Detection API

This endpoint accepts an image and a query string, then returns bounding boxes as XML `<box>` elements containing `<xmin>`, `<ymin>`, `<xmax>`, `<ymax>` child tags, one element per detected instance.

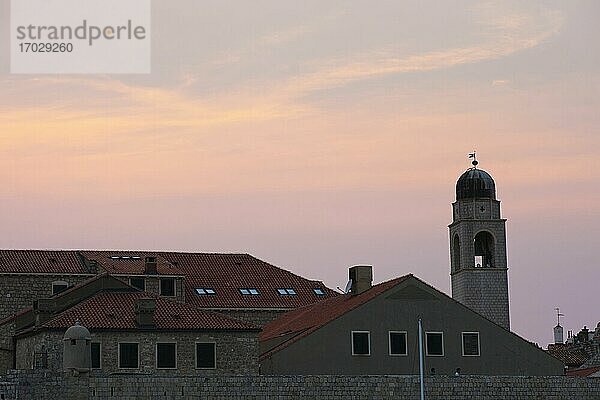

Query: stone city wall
<box><xmin>0</xmin><ymin>371</ymin><xmax>598</xmax><ymax>400</ymax></box>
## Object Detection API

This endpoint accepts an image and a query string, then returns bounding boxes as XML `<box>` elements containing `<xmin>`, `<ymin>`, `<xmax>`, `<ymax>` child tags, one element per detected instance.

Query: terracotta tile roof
<box><xmin>547</xmin><ymin>344</ymin><xmax>590</xmax><ymax>367</ymax></box>
<box><xmin>42</xmin><ymin>290</ymin><xmax>258</xmax><ymax>331</ymax></box>
<box><xmin>566</xmin><ymin>366</ymin><xmax>600</xmax><ymax>377</ymax></box>
<box><xmin>0</xmin><ymin>250</ymin><xmax>87</xmax><ymax>274</ymax></box>
<box><xmin>0</xmin><ymin>250</ymin><xmax>337</xmax><ymax>309</ymax></box>
<box><xmin>80</xmin><ymin>251</ymin><xmax>183</xmax><ymax>276</ymax></box>
<box><xmin>159</xmin><ymin>252</ymin><xmax>337</xmax><ymax>309</ymax></box>
<box><xmin>260</xmin><ymin>275</ymin><xmax>411</xmax><ymax>359</ymax></box>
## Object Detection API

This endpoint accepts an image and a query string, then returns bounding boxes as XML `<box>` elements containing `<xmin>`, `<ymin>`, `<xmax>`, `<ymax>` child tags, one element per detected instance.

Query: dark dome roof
<box><xmin>456</xmin><ymin>168</ymin><xmax>496</xmax><ymax>200</ymax></box>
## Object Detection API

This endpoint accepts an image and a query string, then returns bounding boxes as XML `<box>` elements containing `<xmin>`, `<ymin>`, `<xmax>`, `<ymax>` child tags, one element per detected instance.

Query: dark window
<box><xmin>474</xmin><ymin>231</ymin><xmax>495</xmax><ymax>268</ymax></box>
<box><xmin>196</xmin><ymin>343</ymin><xmax>216</xmax><ymax>369</ymax></box>
<box><xmin>91</xmin><ymin>343</ymin><xmax>101</xmax><ymax>369</ymax></box>
<box><xmin>160</xmin><ymin>278</ymin><xmax>175</xmax><ymax>296</ymax></box>
<box><xmin>352</xmin><ymin>331</ymin><xmax>370</xmax><ymax>355</ymax></box>
<box><xmin>453</xmin><ymin>234</ymin><xmax>461</xmax><ymax>271</ymax></box>
<box><xmin>426</xmin><ymin>332</ymin><xmax>444</xmax><ymax>356</ymax></box>
<box><xmin>462</xmin><ymin>332</ymin><xmax>480</xmax><ymax>356</ymax></box>
<box><xmin>130</xmin><ymin>277</ymin><xmax>145</xmax><ymax>291</ymax></box>
<box><xmin>119</xmin><ymin>343</ymin><xmax>139</xmax><ymax>368</ymax></box>
<box><xmin>156</xmin><ymin>343</ymin><xmax>177</xmax><ymax>369</ymax></box>
<box><xmin>52</xmin><ymin>281</ymin><xmax>69</xmax><ymax>295</ymax></box>
<box><xmin>389</xmin><ymin>332</ymin><xmax>407</xmax><ymax>355</ymax></box>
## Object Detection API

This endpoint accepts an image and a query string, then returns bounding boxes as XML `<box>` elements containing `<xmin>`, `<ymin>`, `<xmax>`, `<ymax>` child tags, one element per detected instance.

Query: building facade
<box><xmin>260</xmin><ymin>270</ymin><xmax>563</xmax><ymax>375</ymax></box>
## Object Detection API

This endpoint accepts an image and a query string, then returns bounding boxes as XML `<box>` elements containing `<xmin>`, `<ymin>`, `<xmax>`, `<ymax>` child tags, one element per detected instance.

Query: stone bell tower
<box><xmin>449</xmin><ymin>154</ymin><xmax>510</xmax><ymax>330</ymax></box>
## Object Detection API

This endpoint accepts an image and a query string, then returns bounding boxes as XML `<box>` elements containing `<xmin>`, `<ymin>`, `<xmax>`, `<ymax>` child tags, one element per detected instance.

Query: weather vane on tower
<box><xmin>468</xmin><ymin>151</ymin><xmax>478</xmax><ymax>168</ymax></box>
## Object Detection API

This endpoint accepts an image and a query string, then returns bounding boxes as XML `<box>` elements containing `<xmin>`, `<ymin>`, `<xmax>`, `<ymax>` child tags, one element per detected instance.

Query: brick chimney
<box><xmin>144</xmin><ymin>256</ymin><xmax>158</xmax><ymax>275</ymax></box>
<box><xmin>134</xmin><ymin>298</ymin><xmax>156</xmax><ymax>328</ymax></box>
<box><xmin>34</xmin><ymin>298</ymin><xmax>56</xmax><ymax>326</ymax></box>
<box><xmin>349</xmin><ymin>265</ymin><xmax>373</xmax><ymax>295</ymax></box>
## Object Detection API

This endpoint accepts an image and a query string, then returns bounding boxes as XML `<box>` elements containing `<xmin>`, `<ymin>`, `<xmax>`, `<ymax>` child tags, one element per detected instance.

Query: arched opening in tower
<box><xmin>453</xmin><ymin>234</ymin><xmax>461</xmax><ymax>271</ymax></box>
<box><xmin>474</xmin><ymin>231</ymin><xmax>495</xmax><ymax>268</ymax></box>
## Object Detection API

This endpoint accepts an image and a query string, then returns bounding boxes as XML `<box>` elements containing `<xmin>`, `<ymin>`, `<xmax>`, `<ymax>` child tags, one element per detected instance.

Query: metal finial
<box><xmin>468</xmin><ymin>151</ymin><xmax>478</xmax><ymax>168</ymax></box>
<box><xmin>555</xmin><ymin>307</ymin><xmax>564</xmax><ymax>326</ymax></box>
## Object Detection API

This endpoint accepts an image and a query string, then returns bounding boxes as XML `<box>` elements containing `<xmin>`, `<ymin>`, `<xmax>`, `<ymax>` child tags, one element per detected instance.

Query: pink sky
<box><xmin>0</xmin><ymin>0</ymin><xmax>599</xmax><ymax>345</ymax></box>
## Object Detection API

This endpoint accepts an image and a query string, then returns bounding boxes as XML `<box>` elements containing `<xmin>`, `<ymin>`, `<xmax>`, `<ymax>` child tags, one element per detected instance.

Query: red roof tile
<box><xmin>159</xmin><ymin>253</ymin><xmax>337</xmax><ymax>309</ymax></box>
<box><xmin>566</xmin><ymin>366</ymin><xmax>600</xmax><ymax>377</ymax></box>
<box><xmin>0</xmin><ymin>250</ymin><xmax>337</xmax><ymax>310</ymax></box>
<box><xmin>547</xmin><ymin>344</ymin><xmax>590</xmax><ymax>367</ymax></box>
<box><xmin>0</xmin><ymin>250</ymin><xmax>87</xmax><ymax>274</ymax></box>
<box><xmin>260</xmin><ymin>275</ymin><xmax>411</xmax><ymax>358</ymax></box>
<box><xmin>42</xmin><ymin>291</ymin><xmax>258</xmax><ymax>331</ymax></box>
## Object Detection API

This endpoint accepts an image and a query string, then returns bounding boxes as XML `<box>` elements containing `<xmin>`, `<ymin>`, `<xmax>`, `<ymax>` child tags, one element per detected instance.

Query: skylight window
<box><xmin>239</xmin><ymin>288</ymin><xmax>260</xmax><ymax>295</ymax></box>
<box><xmin>313</xmin><ymin>288</ymin><xmax>325</xmax><ymax>295</ymax></box>
<box><xmin>195</xmin><ymin>288</ymin><xmax>216</xmax><ymax>295</ymax></box>
<box><xmin>277</xmin><ymin>288</ymin><xmax>297</xmax><ymax>295</ymax></box>
<box><xmin>109</xmin><ymin>255</ymin><xmax>141</xmax><ymax>260</ymax></box>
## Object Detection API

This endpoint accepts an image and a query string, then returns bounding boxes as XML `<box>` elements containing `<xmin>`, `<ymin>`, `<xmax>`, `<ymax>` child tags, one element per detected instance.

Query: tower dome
<box><xmin>456</xmin><ymin>168</ymin><xmax>496</xmax><ymax>200</ymax></box>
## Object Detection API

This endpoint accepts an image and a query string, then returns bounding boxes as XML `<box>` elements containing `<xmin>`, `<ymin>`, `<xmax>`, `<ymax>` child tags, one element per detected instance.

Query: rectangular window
<box><xmin>195</xmin><ymin>288</ymin><xmax>216</xmax><ymax>295</ymax></box>
<box><xmin>276</xmin><ymin>288</ymin><xmax>297</xmax><ymax>295</ymax></box>
<box><xmin>389</xmin><ymin>331</ymin><xmax>408</xmax><ymax>356</ymax></box>
<box><xmin>313</xmin><ymin>288</ymin><xmax>325</xmax><ymax>295</ymax></box>
<box><xmin>239</xmin><ymin>288</ymin><xmax>259</xmax><ymax>295</ymax></box>
<box><xmin>425</xmin><ymin>332</ymin><xmax>444</xmax><ymax>356</ymax></box>
<box><xmin>351</xmin><ymin>331</ymin><xmax>370</xmax><ymax>356</ymax></box>
<box><xmin>462</xmin><ymin>332</ymin><xmax>480</xmax><ymax>356</ymax></box>
<box><xmin>196</xmin><ymin>342</ymin><xmax>216</xmax><ymax>369</ymax></box>
<box><xmin>160</xmin><ymin>278</ymin><xmax>175</xmax><ymax>296</ymax></box>
<box><xmin>156</xmin><ymin>343</ymin><xmax>177</xmax><ymax>369</ymax></box>
<box><xmin>118</xmin><ymin>343</ymin><xmax>139</xmax><ymax>368</ymax></box>
<box><xmin>91</xmin><ymin>342</ymin><xmax>101</xmax><ymax>369</ymax></box>
<box><xmin>129</xmin><ymin>277</ymin><xmax>145</xmax><ymax>291</ymax></box>
<box><xmin>52</xmin><ymin>282</ymin><xmax>69</xmax><ymax>295</ymax></box>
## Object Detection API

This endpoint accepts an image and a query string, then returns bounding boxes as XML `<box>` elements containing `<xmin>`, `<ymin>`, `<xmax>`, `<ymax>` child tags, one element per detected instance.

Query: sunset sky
<box><xmin>0</xmin><ymin>0</ymin><xmax>598</xmax><ymax>345</ymax></box>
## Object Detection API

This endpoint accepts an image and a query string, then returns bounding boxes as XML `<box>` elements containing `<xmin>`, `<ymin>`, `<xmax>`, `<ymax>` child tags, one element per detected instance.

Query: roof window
<box><xmin>239</xmin><ymin>288</ymin><xmax>259</xmax><ymax>295</ymax></box>
<box><xmin>277</xmin><ymin>288</ymin><xmax>297</xmax><ymax>295</ymax></box>
<box><xmin>195</xmin><ymin>288</ymin><xmax>216</xmax><ymax>295</ymax></box>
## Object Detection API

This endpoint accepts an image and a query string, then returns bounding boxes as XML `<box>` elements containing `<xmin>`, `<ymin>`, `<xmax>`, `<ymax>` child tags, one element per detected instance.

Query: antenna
<box><xmin>555</xmin><ymin>307</ymin><xmax>564</xmax><ymax>326</ymax></box>
<box><xmin>344</xmin><ymin>279</ymin><xmax>353</xmax><ymax>294</ymax></box>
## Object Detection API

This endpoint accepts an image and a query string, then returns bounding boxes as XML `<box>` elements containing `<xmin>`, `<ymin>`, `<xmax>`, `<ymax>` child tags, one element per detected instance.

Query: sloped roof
<box><xmin>260</xmin><ymin>275</ymin><xmax>411</xmax><ymax>358</ymax></box>
<box><xmin>160</xmin><ymin>252</ymin><xmax>336</xmax><ymax>309</ymax></box>
<box><xmin>547</xmin><ymin>344</ymin><xmax>590</xmax><ymax>367</ymax></box>
<box><xmin>0</xmin><ymin>250</ymin><xmax>87</xmax><ymax>274</ymax></box>
<box><xmin>566</xmin><ymin>366</ymin><xmax>600</xmax><ymax>377</ymax></box>
<box><xmin>41</xmin><ymin>290</ymin><xmax>257</xmax><ymax>331</ymax></box>
<box><xmin>0</xmin><ymin>250</ymin><xmax>337</xmax><ymax>310</ymax></box>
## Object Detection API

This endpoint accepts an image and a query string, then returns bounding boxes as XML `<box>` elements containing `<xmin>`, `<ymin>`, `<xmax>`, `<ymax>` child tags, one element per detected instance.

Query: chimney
<box><xmin>144</xmin><ymin>256</ymin><xmax>158</xmax><ymax>275</ymax></box>
<box><xmin>34</xmin><ymin>298</ymin><xmax>56</xmax><ymax>326</ymax></box>
<box><xmin>134</xmin><ymin>298</ymin><xmax>156</xmax><ymax>328</ymax></box>
<box><xmin>349</xmin><ymin>265</ymin><xmax>373</xmax><ymax>295</ymax></box>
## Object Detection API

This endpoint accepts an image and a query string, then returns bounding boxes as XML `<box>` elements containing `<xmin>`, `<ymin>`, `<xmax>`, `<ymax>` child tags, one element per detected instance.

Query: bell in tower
<box><xmin>449</xmin><ymin>153</ymin><xmax>510</xmax><ymax>330</ymax></box>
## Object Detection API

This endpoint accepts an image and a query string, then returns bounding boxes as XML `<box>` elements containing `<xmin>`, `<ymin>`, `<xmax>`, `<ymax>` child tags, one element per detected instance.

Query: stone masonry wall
<box><xmin>0</xmin><ymin>274</ymin><xmax>93</xmax><ymax>320</ymax></box>
<box><xmin>0</xmin><ymin>372</ymin><xmax>599</xmax><ymax>400</ymax></box>
<box><xmin>15</xmin><ymin>330</ymin><xmax>258</xmax><ymax>375</ymax></box>
<box><xmin>218</xmin><ymin>309</ymin><xmax>285</xmax><ymax>328</ymax></box>
<box><xmin>0</xmin><ymin>321</ymin><xmax>16</xmax><ymax>373</ymax></box>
